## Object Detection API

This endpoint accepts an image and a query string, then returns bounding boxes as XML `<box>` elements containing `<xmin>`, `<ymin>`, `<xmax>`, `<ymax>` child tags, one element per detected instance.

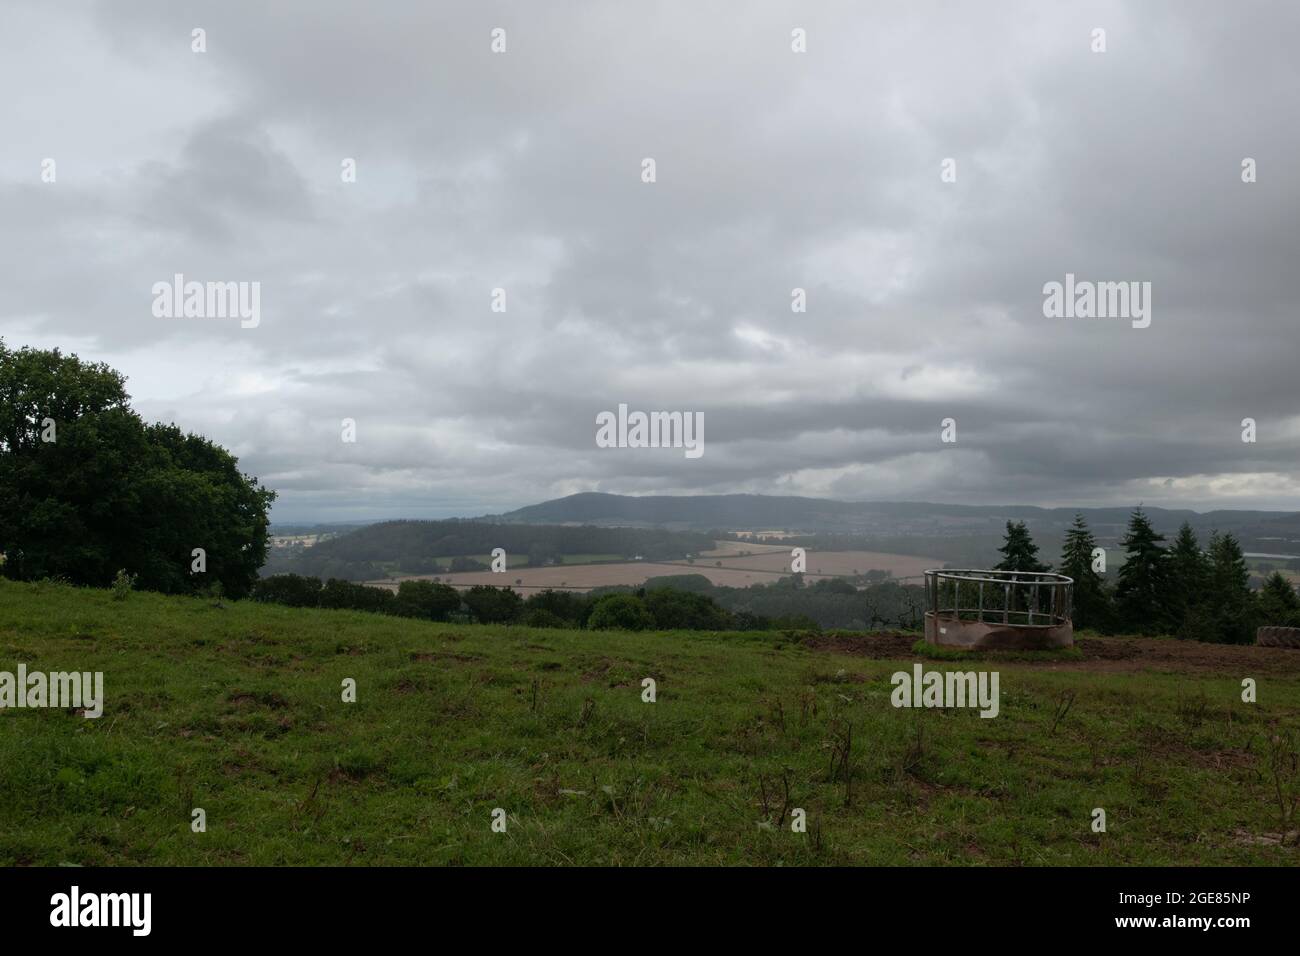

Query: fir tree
<box><xmin>1206</xmin><ymin>531</ymin><xmax>1255</xmax><ymax>643</ymax></box>
<box><xmin>1258</xmin><ymin>571</ymin><xmax>1300</xmax><ymax>627</ymax></box>
<box><xmin>994</xmin><ymin>521</ymin><xmax>1049</xmax><ymax>573</ymax></box>
<box><xmin>1058</xmin><ymin>514</ymin><xmax>1111</xmax><ymax>632</ymax></box>
<box><xmin>1166</xmin><ymin>522</ymin><xmax>1211</xmax><ymax>638</ymax></box>
<box><xmin>1115</xmin><ymin>507</ymin><xmax>1169</xmax><ymax>634</ymax></box>
<box><xmin>994</xmin><ymin>520</ymin><xmax>1048</xmax><ymax>624</ymax></box>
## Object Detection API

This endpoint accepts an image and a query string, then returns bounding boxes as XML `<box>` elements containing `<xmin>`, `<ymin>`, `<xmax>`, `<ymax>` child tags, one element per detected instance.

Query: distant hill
<box><xmin>263</xmin><ymin>497</ymin><xmax>1300</xmax><ymax>584</ymax></box>
<box><xmin>490</xmin><ymin>491</ymin><xmax>1298</xmax><ymax>534</ymax></box>
<box><xmin>489</xmin><ymin>493</ymin><xmax>1300</xmax><ymax>556</ymax></box>
<box><xmin>262</xmin><ymin>518</ymin><xmax>716</xmax><ymax>581</ymax></box>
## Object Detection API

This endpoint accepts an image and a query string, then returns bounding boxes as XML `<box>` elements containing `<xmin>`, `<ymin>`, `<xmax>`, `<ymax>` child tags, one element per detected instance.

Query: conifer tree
<box><xmin>1258</xmin><ymin>571</ymin><xmax>1300</xmax><ymax>627</ymax></box>
<box><xmin>1206</xmin><ymin>531</ymin><xmax>1255</xmax><ymax>643</ymax></box>
<box><xmin>994</xmin><ymin>520</ymin><xmax>1048</xmax><ymax>623</ymax></box>
<box><xmin>1166</xmin><ymin>522</ymin><xmax>1211</xmax><ymax>638</ymax></box>
<box><xmin>1058</xmin><ymin>514</ymin><xmax>1111</xmax><ymax>632</ymax></box>
<box><xmin>994</xmin><ymin>520</ymin><xmax>1049</xmax><ymax>573</ymax></box>
<box><xmin>1115</xmin><ymin>507</ymin><xmax>1169</xmax><ymax>634</ymax></box>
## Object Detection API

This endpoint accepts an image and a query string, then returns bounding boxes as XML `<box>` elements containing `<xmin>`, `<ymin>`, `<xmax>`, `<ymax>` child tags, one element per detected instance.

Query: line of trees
<box><xmin>250</xmin><ymin>573</ymin><xmax>817</xmax><ymax>632</ymax></box>
<box><xmin>994</xmin><ymin>509</ymin><xmax>1300</xmax><ymax>642</ymax></box>
<box><xmin>258</xmin><ymin>516</ymin><xmax>1300</xmax><ymax>642</ymax></box>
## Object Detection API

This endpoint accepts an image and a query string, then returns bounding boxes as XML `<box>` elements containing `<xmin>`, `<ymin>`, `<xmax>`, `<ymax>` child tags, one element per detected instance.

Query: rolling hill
<box><xmin>490</xmin><ymin>493</ymin><xmax>1300</xmax><ymax>558</ymax></box>
<box><xmin>493</xmin><ymin>493</ymin><xmax>1297</xmax><ymax>535</ymax></box>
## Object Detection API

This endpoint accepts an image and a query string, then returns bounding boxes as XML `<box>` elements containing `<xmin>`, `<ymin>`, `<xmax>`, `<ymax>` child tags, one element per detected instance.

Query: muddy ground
<box><xmin>803</xmin><ymin>631</ymin><xmax>1300</xmax><ymax>676</ymax></box>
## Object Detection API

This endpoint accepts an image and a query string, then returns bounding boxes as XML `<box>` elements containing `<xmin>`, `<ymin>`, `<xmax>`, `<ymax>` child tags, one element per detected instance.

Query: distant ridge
<box><xmin>487</xmin><ymin>492</ymin><xmax>1300</xmax><ymax>543</ymax></box>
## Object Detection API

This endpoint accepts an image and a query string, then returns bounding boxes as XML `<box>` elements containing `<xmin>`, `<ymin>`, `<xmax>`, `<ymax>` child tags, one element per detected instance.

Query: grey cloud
<box><xmin>0</xmin><ymin>0</ymin><xmax>1296</xmax><ymax>521</ymax></box>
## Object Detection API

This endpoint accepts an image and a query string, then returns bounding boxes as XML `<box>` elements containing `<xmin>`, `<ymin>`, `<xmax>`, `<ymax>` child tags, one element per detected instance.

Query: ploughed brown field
<box><xmin>368</xmin><ymin>542</ymin><xmax>940</xmax><ymax>592</ymax></box>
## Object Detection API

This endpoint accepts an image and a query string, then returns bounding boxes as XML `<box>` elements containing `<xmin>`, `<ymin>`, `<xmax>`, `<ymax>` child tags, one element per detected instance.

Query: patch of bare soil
<box><xmin>1072</xmin><ymin>636</ymin><xmax>1300</xmax><ymax>675</ymax></box>
<box><xmin>579</xmin><ymin>657</ymin><xmax>636</xmax><ymax>686</ymax></box>
<box><xmin>1233</xmin><ymin>828</ymin><xmax>1300</xmax><ymax>847</ymax></box>
<box><xmin>801</xmin><ymin>631</ymin><xmax>918</xmax><ymax>659</ymax></box>
<box><xmin>409</xmin><ymin>650</ymin><xmax>484</xmax><ymax>663</ymax></box>
<box><xmin>226</xmin><ymin>690</ymin><xmax>290</xmax><ymax>709</ymax></box>
<box><xmin>804</xmin><ymin>631</ymin><xmax>1300</xmax><ymax>675</ymax></box>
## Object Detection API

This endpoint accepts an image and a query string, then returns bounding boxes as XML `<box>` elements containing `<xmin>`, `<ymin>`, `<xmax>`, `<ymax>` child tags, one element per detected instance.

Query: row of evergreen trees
<box><xmin>992</xmin><ymin>509</ymin><xmax>1299</xmax><ymax>642</ymax></box>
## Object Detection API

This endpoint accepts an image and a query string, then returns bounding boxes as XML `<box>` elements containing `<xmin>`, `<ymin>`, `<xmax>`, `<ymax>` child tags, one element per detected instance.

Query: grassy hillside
<box><xmin>1</xmin><ymin>578</ymin><xmax>1298</xmax><ymax>866</ymax></box>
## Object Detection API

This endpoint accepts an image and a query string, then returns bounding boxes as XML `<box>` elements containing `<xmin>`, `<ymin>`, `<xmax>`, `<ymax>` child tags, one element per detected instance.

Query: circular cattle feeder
<box><xmin>924</xmin><ymin>569</ymin><xmax>1074</xmax><ymax>650</ymax></box>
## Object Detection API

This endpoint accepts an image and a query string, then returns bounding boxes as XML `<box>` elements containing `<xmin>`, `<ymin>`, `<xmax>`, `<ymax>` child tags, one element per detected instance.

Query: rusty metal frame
<box><xmin>924</xmin><ymin>568</ymin><xmax>1074</xmax><ymax>628</ymax></box>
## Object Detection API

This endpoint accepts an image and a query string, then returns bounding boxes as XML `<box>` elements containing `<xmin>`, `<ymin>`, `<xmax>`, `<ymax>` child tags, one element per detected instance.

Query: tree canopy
<box><xmin>0</xmin><ymin>340</ymin><xmax>275</xmax><ymax>598</ymax></box>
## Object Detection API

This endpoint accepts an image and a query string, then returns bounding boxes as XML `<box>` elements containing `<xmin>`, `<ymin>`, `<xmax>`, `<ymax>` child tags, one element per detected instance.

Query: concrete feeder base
<box><xmin>926</xmin><ymin>611</ymin><xmax>1074</xmax><ymax>650</ymax></box>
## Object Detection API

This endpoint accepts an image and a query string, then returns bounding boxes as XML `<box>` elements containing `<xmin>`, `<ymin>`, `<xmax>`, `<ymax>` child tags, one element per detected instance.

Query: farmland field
<box><xmin>371</xmin><ymin>543</ymin><xmax>941</xmax><ymax>593</ymax></box>
<box><xmin>2</xmin><ymin>578</ymin><xmax>1298</xmax><ymax>866</ymax></box>
<box><xmin>674</xmin><ymin>548</ymin><xmax>938</xmax><ymax>581</ymax></box>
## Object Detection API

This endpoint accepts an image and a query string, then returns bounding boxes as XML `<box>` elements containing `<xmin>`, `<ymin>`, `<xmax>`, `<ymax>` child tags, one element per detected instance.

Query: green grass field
<box><xmin>1</xmin><ymin>577</ymin><xmax>1298</xmax><ymax>866</ymax></box>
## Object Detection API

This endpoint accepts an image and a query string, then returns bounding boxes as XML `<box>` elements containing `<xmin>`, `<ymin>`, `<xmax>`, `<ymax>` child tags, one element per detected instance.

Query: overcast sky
<box><xmin>2</xmin><ymin>1</ymin><xmax>1297</xmax><ymax>522</ymax></box>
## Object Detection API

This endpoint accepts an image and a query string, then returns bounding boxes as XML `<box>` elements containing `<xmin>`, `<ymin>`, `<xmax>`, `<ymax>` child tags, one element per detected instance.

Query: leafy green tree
<box><xmin>522</xmin><ymin>608</ymin><xmax>566</xmax><ymax>628</ymax></box>
<box><xmin>644</xmin><ymin>588</ymin><xmax>733</xmax><ymax>630</ymax></box>
<box><xmin>525</xmin><ymin>543</ymin><xmax>561</xmax><ymax>567</ymax></box>
<box><xmin>252</xmin><ymin>574</ymin><xmax>324</xmax><ymax>607</ymax></box>
<box><xmin>0</xmin><ymin>339</ymin><xmax>131</xmax><ymax>452</ymax></box>
<box><xmin>587</xmin><ymin>594</ymin><xmax>654</xmax><ymax>631</ymax></box>
<box><xmin>132</xmin><ymin>422</ymin><xmax>275</xmax><ymax>597</ymax></box>
<box><xmin>461</xmin><ymin>585</ymin><xmax>522</xmax><ymax>624</ymax></box>
<box><xmin>1114</xmin><ymin>507</ymin><xmax>1169</xmax><ymax>634</ymax></box>
<box><xmin>1058</xmin><ymin>514</ymin><xmax>1111</xmax><ymax>631</ymax></box>
<box><xmin>448</xmin><ymin>555</ymin><xmax>488</xmax><ymax>572</ymax></box>
<box><xmin>812</xmin><ymin>577</ymin><xmax>858</xmax><ymax>596</ymax></box>
<box><xmin>394</xmin><ymin>579</ymin><xmax>462</xmax><ymax>621</ymax></box>
<box><xmin>0</xmin><ymin>341</ymin><xmax>275</xmax><ymax>598</ymax></box>
<box><xmin>318</xmin><ymin>578</ymin><xmax>395</xmax><ymax>613</ymax></box>
<box><xmin>523</xmin><ymin>588</ymin><xmax>589</xmax><ymax>624</ymax></box>
<box><xmin>730</xmin><ymin>610</ymin><xmax>772</xmax><ymax>630</ymax></box>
